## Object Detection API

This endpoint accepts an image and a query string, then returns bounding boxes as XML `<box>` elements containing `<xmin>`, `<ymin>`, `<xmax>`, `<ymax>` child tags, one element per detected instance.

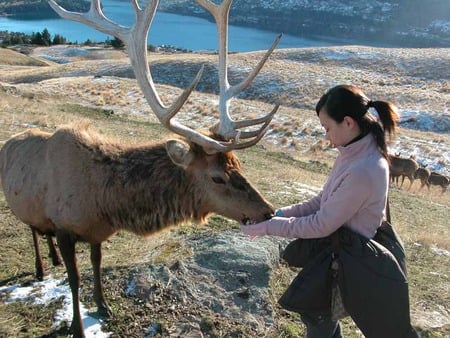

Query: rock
<box><xmin>130</xmin><ymin>230</ymin><xmax>288</xmax><ymax>334</ymax></box>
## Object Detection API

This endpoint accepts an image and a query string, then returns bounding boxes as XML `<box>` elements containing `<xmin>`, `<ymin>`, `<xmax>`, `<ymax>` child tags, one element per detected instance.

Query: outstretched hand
<box><xmin>240</xmin><ymin>220</ymin><xmax>269</xmax><ymax>238</ymax></box>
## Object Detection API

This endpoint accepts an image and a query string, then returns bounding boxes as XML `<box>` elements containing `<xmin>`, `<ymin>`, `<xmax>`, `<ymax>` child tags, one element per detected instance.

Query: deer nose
<box><xmin>264</xmin><ymin>212</ymin><xmax>273</xmax><ymax>220</ymax></box>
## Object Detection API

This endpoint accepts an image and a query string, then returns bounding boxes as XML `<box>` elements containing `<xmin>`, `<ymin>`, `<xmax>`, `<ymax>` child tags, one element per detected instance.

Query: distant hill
<box><xmin>159</xmin><ymin>0</ymin><xmax>450</xmax><ymax>48</ymax></box>
<box><xmin>0</xmin><ymin>0</ymin><xmax>88</xmax><ymax>19</ymax></box>
<box><xmin>1</xmin><ymin>0</ymin><xmax>449</xmax><ymax>47</ymax></box>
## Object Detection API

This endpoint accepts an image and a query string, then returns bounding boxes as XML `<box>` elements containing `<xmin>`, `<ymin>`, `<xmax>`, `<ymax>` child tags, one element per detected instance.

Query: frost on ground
<box><xmin>0</xmin><ymin>277</ymin><xmax>111</xmax><ymax>338</ymax></box>
<box><xmin>21</xmin><ymin>45</ymin><xmax>450</xmax><ymax>176</ymax></box>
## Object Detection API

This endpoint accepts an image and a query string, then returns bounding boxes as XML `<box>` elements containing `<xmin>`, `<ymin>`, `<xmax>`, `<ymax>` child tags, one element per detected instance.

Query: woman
<box><xmin>241</xmin><ymin>85</ymin><xmax>417</xmax><ymax>337</ymax></box>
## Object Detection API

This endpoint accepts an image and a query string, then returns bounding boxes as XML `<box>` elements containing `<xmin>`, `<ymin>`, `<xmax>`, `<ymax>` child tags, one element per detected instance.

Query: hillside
<box><xmin>0</xmin><ymin>45</ymin><xmax>449</xmax><ymax>337</ymax></box>
<box><xmin>0</xmin><ymin>0</ymin><xmax>88</xmax><ymax>18</ymax></box>
<box><xmin>160</xmin><ymin>0</ymin><xmax>450</xmax><ymax>48</ymax></box>
<box><xmin>1</xmin><ymin>0</ymin><xmax>449</xmax><ymax>47</ymax></box>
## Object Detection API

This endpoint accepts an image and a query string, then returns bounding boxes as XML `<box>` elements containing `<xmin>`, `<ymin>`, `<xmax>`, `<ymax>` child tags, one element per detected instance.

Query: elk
<box><xmin>0</xmin><ymin>0</ymin><xmax>281</xmax><ymax>337</ymax></box>
<box><xmin>414</xmin><ymin>166</ymin><xmax>431</xmax><ymax>190</ymax></box>
<box><xmin>388</xmin><ymin>154</ymin><xmax>419</xmax><ymax>190</ymax></box>
<box><xmin>428</xmin><ymin>171</ymin><xmax>449</xmax><ymax>194</ymax></box>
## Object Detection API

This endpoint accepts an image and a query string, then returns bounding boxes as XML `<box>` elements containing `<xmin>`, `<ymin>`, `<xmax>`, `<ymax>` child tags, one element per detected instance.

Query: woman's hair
<box><xmin>315</xmin><ymin>84</ymin><xmax>399</xmax><ymax>160</ymax></box>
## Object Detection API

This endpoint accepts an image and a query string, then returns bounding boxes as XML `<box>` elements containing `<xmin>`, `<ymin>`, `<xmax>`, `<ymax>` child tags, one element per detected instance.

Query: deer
<box><xmin>427</xmin><ymin>171</ymin><xmax>449</xmax><ymax>194</ymax></box>
<box><xmin>0</xmin><ymin>0</ymin><xmax>282</xmax><ymax>337</ymax></box>
<box><xmin>388</xmin><ymin>154</ymin><xmax>419</xmax><ymax>190</ymax></box>
<box><xmin>414</xmin><ymin>166</ymin><xmax>431</xmax><ymax>191</ymax></box>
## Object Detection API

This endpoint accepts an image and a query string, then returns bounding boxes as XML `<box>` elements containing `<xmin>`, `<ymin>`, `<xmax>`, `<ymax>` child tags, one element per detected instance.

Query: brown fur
<box><xmin>0</xmin><ymin>124</ymin><xmax>273</xmax><ymax>242</ymax></box>
<box><xmin>388</xmin><ymin>155</ymin><xmax>419</xmax><ymax>190</ymax></box>
<box><xmin>0</xmin><ymin>123</ymin><xmax>274</xmax><ymax>337</ymax></box>
<box><xmin>427</xmin><ymin>172</ymin><xmax>449</xmax><ymax>194</ymax></box>
<box><xmin>414</xmin><ymin>167</ymin><xmax>431</xmax><ymax>190</ymax></box>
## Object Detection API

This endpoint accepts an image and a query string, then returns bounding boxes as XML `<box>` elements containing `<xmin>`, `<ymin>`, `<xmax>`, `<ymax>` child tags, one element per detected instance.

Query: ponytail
<box><xmin>365</xmin><ymin>100</ymin><xmax>399</xmax><ymax>161</ymax></box>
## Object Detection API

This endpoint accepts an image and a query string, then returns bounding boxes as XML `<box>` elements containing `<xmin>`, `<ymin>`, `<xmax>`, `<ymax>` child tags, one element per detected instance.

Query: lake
<box><xmin>0</xmin><ymin>0</ymin><xmax>335</xmax><ymax>52</ymax></box>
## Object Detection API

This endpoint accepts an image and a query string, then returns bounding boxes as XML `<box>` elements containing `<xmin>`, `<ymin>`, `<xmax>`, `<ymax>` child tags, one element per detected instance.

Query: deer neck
<box><xmin>99</xmin><ymin>144</ymin><xmax>203</xmax><ymax>235</ymax></box>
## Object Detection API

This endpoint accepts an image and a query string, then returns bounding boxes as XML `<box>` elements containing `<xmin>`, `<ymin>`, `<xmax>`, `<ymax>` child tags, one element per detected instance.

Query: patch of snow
<box><xmin>398</xmin><ymin>110</ymin><xmax>450</xmax><ymax>134</ymax></box>
<box><xmin>430</xmin><ymin>245</ymin><xmax>450</xmax><ymax>257</ymax></box>
<box><xmin>412</xmin><ymin>306</ymin><xmax>450</xmax><ymax>329</ymax></box>
<box><xmin>0</xmin><ymin>276</ymin><xmax>111</xmax><ymax>338</ymax></box>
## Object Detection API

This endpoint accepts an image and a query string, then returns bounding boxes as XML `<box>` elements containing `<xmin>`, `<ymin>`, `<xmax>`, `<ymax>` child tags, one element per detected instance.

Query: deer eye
<box><xmin>212</xmin><ymin>176</ymin><xmax>226</xmax><ymax>184</ymax></box>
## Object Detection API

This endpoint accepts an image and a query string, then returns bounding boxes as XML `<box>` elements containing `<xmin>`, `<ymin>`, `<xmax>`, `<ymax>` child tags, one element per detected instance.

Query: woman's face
<box><xmin>318</xmin><ymin>108</ymin><xmax>357</xmax><ymax>148</ymax></box>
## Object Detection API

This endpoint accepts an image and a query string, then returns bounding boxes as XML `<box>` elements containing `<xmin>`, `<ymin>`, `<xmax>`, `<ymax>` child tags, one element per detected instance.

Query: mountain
<box><xmin>158</xmin><ymin>0</ymin><xmax>450</xmax><ymax>48</ymax></box>
<box><xmin>0</xmin><ymin>0</ymin><xmax>89</xmax><ymax>19</ymax></box>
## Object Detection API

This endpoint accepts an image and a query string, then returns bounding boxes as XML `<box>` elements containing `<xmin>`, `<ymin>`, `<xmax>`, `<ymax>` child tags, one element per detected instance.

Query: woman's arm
<box><xmin>242</xmin><ymin>170</ymin><xmax>371</xmax><ymax>239</ymax></box>
<box><xmin>277</xmin><ymin>192</ymin><xmax>322</xmax><ymax>217</ymax></box>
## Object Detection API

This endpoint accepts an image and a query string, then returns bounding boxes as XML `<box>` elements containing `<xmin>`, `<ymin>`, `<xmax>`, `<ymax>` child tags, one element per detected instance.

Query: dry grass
<box><xmin>0</xmin><ymin>45</ymin><xmax>449</xmax><ymax>337</ymax></box>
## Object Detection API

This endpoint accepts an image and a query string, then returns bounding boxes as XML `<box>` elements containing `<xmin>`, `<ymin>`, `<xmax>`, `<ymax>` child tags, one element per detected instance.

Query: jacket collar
<box><xmin>337</xmin><ymin>133</ymin><xmax>375</xmax><ymax>158</ymax></box>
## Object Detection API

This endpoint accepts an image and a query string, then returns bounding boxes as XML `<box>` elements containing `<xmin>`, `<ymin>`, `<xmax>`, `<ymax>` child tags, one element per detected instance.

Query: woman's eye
<box><xmin>212</xmin><ymin>177</ymin><xmax>226</xmax><ymax>184</ymax></box>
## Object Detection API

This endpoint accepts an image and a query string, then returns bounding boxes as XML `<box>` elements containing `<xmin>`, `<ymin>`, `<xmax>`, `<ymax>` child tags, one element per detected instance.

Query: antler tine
<box><xmin>48</xmin><ymin>0</ymin><xmax>129</xmax><ymax>41</ymax></box>
<box><xmin>196</xmin><ymin>0</ymin><xmax>280</xmax><ymax>149</ymax></box>
<box><xmin>48</xmin><ymin>0</ymin><xmax>204</xmax><ymax>134</ymax></box>
<box><xmin>229</xmin><ymin>33</ymin><xmax>282</xmax><ymax>97</ymax></box>
<box><xmin>234</xmin><ymin>104</ymin><xmax>280</xmax><ymax>133</ymax></box>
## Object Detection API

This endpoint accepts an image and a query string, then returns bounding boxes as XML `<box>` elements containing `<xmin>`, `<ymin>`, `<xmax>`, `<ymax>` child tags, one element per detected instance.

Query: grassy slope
<box><xmin>0</xmin><ymin>46</ymin><xmax>449</xmax><ymax>337</ymax></box>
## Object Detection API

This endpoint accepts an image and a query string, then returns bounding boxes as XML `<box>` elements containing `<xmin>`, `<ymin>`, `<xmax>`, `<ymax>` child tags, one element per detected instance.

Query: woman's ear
<box><xmin>344</xmin><ymin>116</ymin><xmax>357</xmax><ymax>128</ymax></box>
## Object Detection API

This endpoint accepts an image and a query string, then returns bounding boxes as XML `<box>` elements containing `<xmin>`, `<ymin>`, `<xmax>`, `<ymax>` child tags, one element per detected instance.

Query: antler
<box><xmin>48</xmin><ymin>0</ymin><xmax>280</xmax><ymax>153</ymax></box>
<box><xmin>196</xmin><ymin>0</ymin><xmax>280</xmax><ymax>149</ymax></box>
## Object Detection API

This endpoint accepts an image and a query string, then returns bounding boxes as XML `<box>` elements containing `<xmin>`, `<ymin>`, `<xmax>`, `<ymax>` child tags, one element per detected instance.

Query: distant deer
<box><xmin>389</xmin><ymin>154</ymin><xmax>419</xmax><ymax>190</ymax></box>
<box><xmin>414</xmin><ymin>166</ymin><xmax>431</xmax><ymax>191</ymax></box>
<box><xmin>428</xmin><ymin>171</ymin><xmax>449</xmax><ymax>194</ymax></box>
<box><xmin>0</xmin><ymin>0</ymin><xmax>281</xmax><ymax>337</ymax></box>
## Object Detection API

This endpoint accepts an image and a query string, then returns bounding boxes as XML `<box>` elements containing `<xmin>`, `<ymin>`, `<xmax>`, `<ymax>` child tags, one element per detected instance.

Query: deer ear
<box><xmin>166</xmin><ymin>139</ymin><xmax>194</xmax><ymax>168</ymax></box>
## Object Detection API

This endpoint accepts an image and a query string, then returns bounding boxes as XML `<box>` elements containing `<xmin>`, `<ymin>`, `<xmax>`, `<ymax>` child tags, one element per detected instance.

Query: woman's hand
<box><xmin>240</xmin><ymin>220</ymin><xmax>269</xmax><ymax>238</ymax></box>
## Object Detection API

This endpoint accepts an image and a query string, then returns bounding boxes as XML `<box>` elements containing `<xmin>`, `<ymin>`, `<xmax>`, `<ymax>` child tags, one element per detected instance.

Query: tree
<box><xmin>53</xmin><ymin>34</ymin><xmax>67</xmax><ymax>45</ymax></box>
<box><xmin>41</xmin><ymin>28</ymin><xmax>51</xmax><ymax>46</ymax></box>
<box><xmin>31</xmin><ymin>32</ymin><xmax>44</xmax><ymax>45</ymax></box>
<box><xmin>110</xmin><ymin>36</ymin><xmax>124</xmax><ymax>49</ymax></box>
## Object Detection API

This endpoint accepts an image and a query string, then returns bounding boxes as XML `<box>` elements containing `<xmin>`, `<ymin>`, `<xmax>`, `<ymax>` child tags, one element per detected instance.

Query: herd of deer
<box><xmin>0</xmin><ymin>1</ymin><xmax>448</xmax><ymax>337</ymax></box>
<box><xmin>389</xmin><ymin>154</ymin><xmax>449</xmax><ymax>193</ymax></box>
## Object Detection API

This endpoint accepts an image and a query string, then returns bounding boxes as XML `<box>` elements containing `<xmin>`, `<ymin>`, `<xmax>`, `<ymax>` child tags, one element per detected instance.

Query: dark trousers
<box><xmin>301</xmin><ymin>314</ymin><xmax>343</xmax><ymax>338</ymax></box>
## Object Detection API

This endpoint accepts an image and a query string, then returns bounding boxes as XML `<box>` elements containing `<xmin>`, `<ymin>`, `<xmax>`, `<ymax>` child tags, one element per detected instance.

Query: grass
<box><xmin>0</xmin><ymin>45</ymin><xmax>449</xmax><ymax>337</ymax></box>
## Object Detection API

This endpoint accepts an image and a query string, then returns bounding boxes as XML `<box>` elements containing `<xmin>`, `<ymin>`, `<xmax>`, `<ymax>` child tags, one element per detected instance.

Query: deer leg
<box><xmin>90</xmin><ymin>243</ymin><xmax>112</xmax><ymax>318</ymax></box>
<box><xmin>400</xmin><ymin>175</ymin><xmax>406</xmax><ymax>188</ymax></box>
<box><xmin>407</xmin><ymin>176</ymin><xmax>414</xmax><ymax>190</ymax></box>
<box><xmin>31</xmin><ymin>227</ymin><xmax>45</xmax><ymax>281</ymax></box>
<box><xmin>56</xmin><ymin>231</ymin><xmax>84</xmax><ymax>338</ymax></box>
<box><xmin>46</xmin><ymin>235</ymin><xmax>62</xmax><ymax>266</ymax></box>
<box><xmin>419</xmin><ymin>179</ymin><xmax>425</xmax><ymax>190</ymax></box>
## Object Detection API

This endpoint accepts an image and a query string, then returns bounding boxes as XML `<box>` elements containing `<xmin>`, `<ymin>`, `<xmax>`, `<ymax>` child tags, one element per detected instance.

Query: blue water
<box><xmin>0</xmin><ymin>0</ymin><xmax>333</xmax><ymax>52</ymax></box>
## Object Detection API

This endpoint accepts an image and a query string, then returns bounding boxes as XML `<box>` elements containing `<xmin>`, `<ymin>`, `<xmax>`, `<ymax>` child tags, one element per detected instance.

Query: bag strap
<box><xmin>386</xmin><ymin>195</ymin><xmax>391</xmax><ymax>223</ymax></box>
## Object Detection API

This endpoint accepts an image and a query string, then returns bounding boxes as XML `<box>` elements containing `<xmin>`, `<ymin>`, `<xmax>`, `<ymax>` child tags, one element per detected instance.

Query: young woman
<box><xmin>241</xmin><ymin>85</ymin><xmax>417</xmax><ymax>337</ymax></box>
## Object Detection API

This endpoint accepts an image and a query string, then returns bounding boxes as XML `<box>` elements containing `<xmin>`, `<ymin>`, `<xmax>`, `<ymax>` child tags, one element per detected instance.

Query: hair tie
<box><xmin>367</xmin><ymin>100</ymin><xmax>374</xmax><ymax>108</ymax></box>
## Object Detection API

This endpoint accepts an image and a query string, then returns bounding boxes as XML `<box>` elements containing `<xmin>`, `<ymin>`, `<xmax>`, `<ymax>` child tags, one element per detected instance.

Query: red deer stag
<box><xmin>389</xmin><ymin>154</ymin><xmax>419</xmax><ymax>190</ymax></box>
<box><xmin>0</xmin><ymin>0</ymin><xmax>281</xmax><ymax>337</ymax></box>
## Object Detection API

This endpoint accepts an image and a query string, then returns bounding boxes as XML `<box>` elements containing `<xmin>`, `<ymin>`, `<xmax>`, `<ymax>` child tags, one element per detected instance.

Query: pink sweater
<box><xmin>244</xmin><ymin>134</ymin><xmax>389</xmax><ymax>239</ymax></box>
